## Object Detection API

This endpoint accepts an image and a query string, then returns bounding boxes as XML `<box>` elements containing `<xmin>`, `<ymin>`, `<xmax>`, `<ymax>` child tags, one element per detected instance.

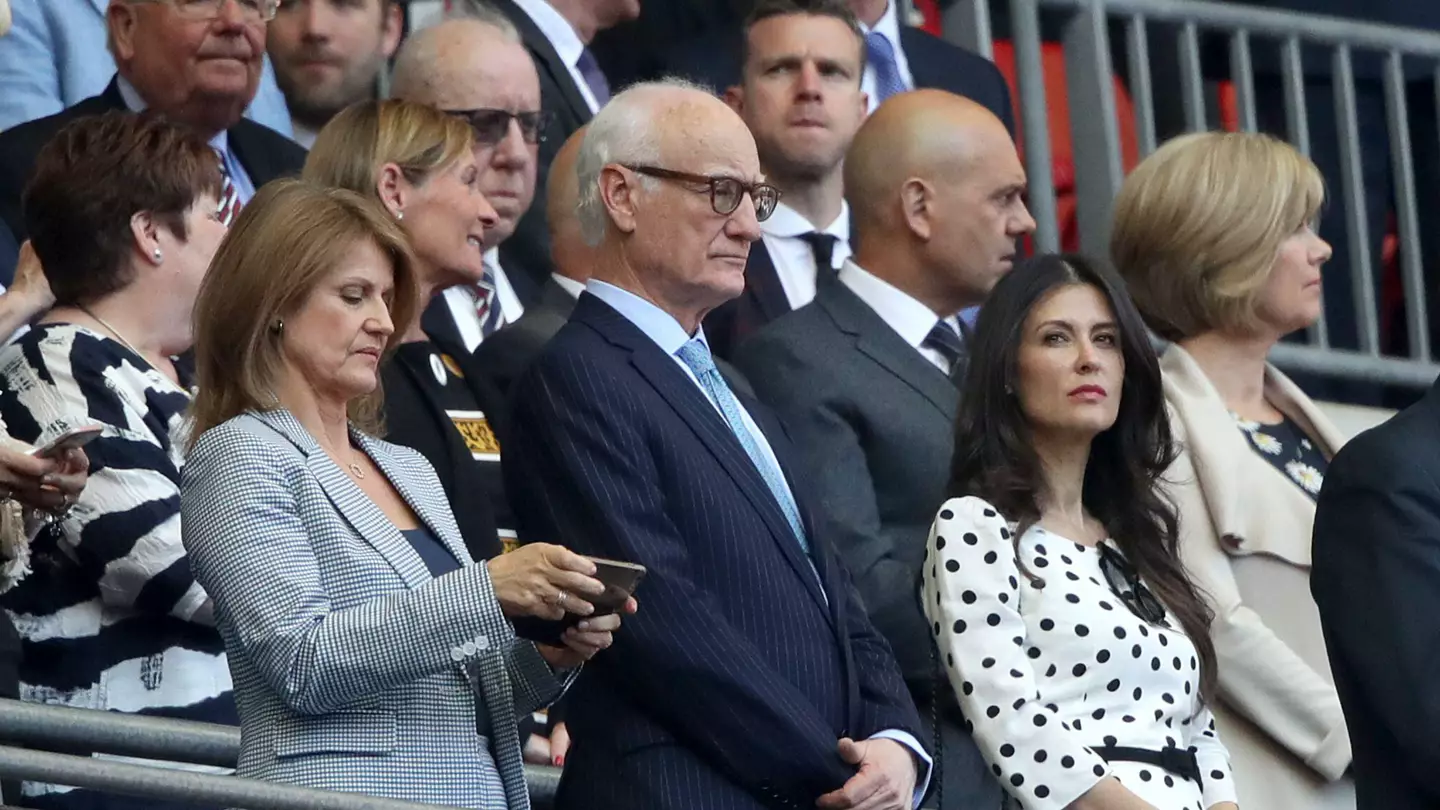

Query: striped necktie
<box><xmin>474</xmin><ymin>265</ymin><xmax>505</xmax><ymax>338</ymax></box>
<box><xmin>215</xmin><ymin>153</ymin><xmax>241</xmax><ymax>227</ymax></box>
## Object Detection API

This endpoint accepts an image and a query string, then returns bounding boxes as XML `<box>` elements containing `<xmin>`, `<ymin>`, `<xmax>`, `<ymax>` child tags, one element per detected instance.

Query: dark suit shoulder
<box><xmin>901</xmin><ymin>27</ymin><xmax>1015</xmax><ymax>131</ymax></box>
<box><xmin>1326</xmin><ymin>395</ymin><xmax>1440</xmax><ymax>490</ymax></box>
<box><xmin>735</xmin><ymin>300</ymin><xmax>834</xmax><ymax>362</ymax></box>
<box><xmin>230</xmin><ymin>118</ymin><xmax>308</xmax><ymax>178</ymax></box>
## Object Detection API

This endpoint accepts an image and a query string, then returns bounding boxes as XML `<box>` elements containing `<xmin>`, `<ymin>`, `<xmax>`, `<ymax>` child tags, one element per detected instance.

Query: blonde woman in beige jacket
<box><xmin>1111</xmin><ymin>131</ymin><xmax>1354</xmax><ymax>810</ymax></box>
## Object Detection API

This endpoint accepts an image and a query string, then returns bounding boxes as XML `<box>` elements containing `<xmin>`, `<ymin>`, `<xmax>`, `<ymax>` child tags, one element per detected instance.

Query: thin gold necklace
<box><xmin>76</xmin><ymin>305</ymin><xmax>146</xmax><ymax>361</ymax></box>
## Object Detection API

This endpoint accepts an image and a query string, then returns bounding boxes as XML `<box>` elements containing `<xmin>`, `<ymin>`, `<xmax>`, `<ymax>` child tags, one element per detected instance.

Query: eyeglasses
<box><xmin>621</xmin><ymin>165</ymin><xmax>781</xmax><ymax>222</ymax></box>
<box><xmin>443</xmin><ymin>108</ymin><xmax>553</xmax><ymax>146</ymax></box>
<box><xmin>1098</xmin><ymin>543</ymin><xmax>1171</xmax><ymax>628</ymax></box>
<box><xmin>134</xmin><ymin>0</ymin><xmax>280</xmax><ymax>22</ymax></box>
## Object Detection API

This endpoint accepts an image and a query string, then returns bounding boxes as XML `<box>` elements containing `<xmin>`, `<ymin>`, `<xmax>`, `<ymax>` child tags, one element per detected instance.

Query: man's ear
<box><xmin>108</xmin><ymin>1</ymin><xmax>140</xmax><ymax>64</ymax></box>
<box><xmin>599</xmin><ymin>165</ymin><xmax>640</xmax><ymax>235</ymax></box>
<box><xmin>899</xmin><ymin>177</ymin><xmax>934</xmax><ymax>241</ymax></box>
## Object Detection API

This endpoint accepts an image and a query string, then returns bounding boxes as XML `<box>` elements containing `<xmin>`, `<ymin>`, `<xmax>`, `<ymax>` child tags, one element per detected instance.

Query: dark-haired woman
<box><xmin>922</xmin><ymin>255</ymin><xmax>1237</xmax><ymax>810</ymax></box>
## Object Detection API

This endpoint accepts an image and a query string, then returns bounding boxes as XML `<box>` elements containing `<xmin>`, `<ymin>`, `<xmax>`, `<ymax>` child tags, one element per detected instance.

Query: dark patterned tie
<box><xmin>924</xmin><ymin>320</ymin><xmax>966</xmax><ymax>376</ymax></box>
<box><xmin>473</xmin><ymin>265</ymin><xmax>505</xmax><ymax>338</ymax></box>
<box><xmin>799</xmin><ymin>232</ymin><xmax>839</xmax><ymax>277</ymax></box>
<box><xmin>576</xmin><ymin>48</ymin><xmax>611</xmax><ymax>107</ymax></box>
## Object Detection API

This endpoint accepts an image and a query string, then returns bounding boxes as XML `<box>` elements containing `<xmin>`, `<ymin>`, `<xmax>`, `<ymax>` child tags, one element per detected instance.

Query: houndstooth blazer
<box><xmin>181</xmin><ymin>408</ymin><xmax>569</xmax><ymax>810</ymax></box>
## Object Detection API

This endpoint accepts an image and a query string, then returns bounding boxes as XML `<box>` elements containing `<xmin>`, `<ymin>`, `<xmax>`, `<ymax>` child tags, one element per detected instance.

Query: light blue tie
<box><xmin>676</xmin><ymin>339</ymin><xmax>809</xmax><ymax>555</ymax></box>
<box><xmin>866</xmin><ymin>31</ymin><xmax>908</xmax><ymax>104</ymax></box>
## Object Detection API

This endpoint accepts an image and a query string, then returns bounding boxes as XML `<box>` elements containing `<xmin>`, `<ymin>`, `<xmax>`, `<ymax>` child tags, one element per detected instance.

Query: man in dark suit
<box><xmin>1312</xmin><ymin>381</ymin><xmax>1440</xmax><ymax>810</ymax></box>
<box><xmin>474</xmin><ymin>126</ymin><xmax>588</xmax><ymax>394</ymax></box>
<box><xmin>0</xmin><ymin>0</ymin><xmax>306</xmax><ymax>286</ymax></box>
<box><xmin>476</xmin><ymin>0</ymin><xmax>637</xmax><ymax>293</ymax></box>
<box><xmin>735</xmin><ymin>89</ymin><xmax>1033</xmax><ymax>810</ymax></box>
<box><xmin>703</xmin><ymin>0</ymin><xmax>867</xmax><ymax>360</ymax></box>
<box><xmin>659</xmin><ymin>0</ymin><xmax>1013</xmax><ymax>131</ymax></box>
<box><xmin>391</xmin><ymin>13</ymin><xmax>544</xmax><ymax>354</ymax></box>
<box><xmin>504</xmin><ymin>79</ymin><xmax>930</xmax><ymax>810</ymax></box>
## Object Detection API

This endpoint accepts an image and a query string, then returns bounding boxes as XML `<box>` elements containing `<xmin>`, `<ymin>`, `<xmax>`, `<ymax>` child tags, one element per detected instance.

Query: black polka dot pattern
<box><xmin>921</xmin><ymin>497</ymin><xmax>1238</xmax><ymax>809</ymax></box>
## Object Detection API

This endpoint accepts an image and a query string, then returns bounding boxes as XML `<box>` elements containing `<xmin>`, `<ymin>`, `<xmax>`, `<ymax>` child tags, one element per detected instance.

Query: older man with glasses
<box><xmin>392</xmin><ymin>9</ymin><xmax>549</xmax><ymax>351</ymax></box>
<box><xmin>0</xmin><ymin>0</ymin><xmax>307</xmax><ymax>284</ymax></box>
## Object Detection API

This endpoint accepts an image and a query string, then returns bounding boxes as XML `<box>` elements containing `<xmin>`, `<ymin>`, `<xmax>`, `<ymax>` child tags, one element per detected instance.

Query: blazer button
<box><xmin>474</xmin><ymin>635</ymin><xmax>489</xmax><ymax>650</ymax></box>
<box><xmin>450</xmin><ymin>647</ymin><xmax>466</xmax><ymax>662</ymax></box>
<box><xmin>462</xmin><ymin>641</ymin><xmax>478</xmax><ymax>656</ymax></box>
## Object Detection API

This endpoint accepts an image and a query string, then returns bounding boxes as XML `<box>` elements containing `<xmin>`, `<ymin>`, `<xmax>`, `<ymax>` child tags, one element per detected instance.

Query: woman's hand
<box><xmin>486</xmin><ymin>543</ymin><xmax>607</xmax><ymax>619</ymax></box>
<box><xmin>537</xmin><ymin>596</ymin><xmax>638</xmax><ymax>670</ymax></box>
<box><xmin>9</xmin><ymin>241</ymin><xmax>55</xmax><ymax>317</ymax></box>
<box><xmin>0</xmin><ymin>445</ymin><xmax>87</xmax><ymax>513</ymax></box>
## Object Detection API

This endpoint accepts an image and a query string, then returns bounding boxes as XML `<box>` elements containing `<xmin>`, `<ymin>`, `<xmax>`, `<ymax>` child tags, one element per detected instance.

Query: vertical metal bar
<box><xmin>1333</xmin><ymin>45</ymin><xmax>1380</xmax><ymax>356</ymax></box>
<box><xmin>1385</xmin><ymin>51</ymin><xmax>1428</xmax><ymax>360</ymax></box>
<box><xmin>1064</xmin><ymin>0</ymin><xmax>1125</xmax><ymax>256</ymax></box>
<box><xmin>1178</xmin><ymin>21</ymin><xmax>1205</xmax><ymax>132</ymax></box>
<box><xmin>1284</xmin><ymin>36</ymin><xmax>1327</xmax><ymax>348</ymax></box>
<box><xmin>1126</xmin><ymin>15</ymin><xmax>1158</xmax><ymax>156</ymax></box>
<box><xmin>1230</xmin><ymin>30</ymin><xmax>1257</xmax><ymax>132</ymax></box>
<box><xmin>1010</xmin><ymin>0</ymin><xmax>1060</xmax><ymax>253</ymax></box>
<box><xmin>944</xmin><ymin>0</ymin><xmax>993</xmax><ymax>60</ymax></box>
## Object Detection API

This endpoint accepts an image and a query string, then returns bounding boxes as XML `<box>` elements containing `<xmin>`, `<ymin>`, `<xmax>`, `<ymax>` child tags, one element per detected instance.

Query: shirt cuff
<box><xmin>868</xmin><ymin>729</ymin><xmax>933</xmax><ymax>809</ymax></box>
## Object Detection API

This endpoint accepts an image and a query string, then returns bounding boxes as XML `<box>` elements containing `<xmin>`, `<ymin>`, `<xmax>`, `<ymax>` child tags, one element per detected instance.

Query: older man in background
<box><xmin>0</xmin><ymin>0</ymin><xmax>307</xmax><ymax>285</ymax></box>
<box><xmin>392</xmin><ymin>10</ymin><xmax>545</xmax><ymax>350</ymax></box>
<box><xmin>266</xmin><ymin>0</ymin><xmax>403</xmax><ymax>147</ymax></box>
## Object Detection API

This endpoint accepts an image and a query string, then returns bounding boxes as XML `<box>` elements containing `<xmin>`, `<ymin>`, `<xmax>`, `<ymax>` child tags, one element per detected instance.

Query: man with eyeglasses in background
<box><xmin>0</xmin><ymin>0</ymin><xmax>307</xmax><ymax>283</ymax></box>
<box><xmin>266</xmin><ymin>0</ymin><xmax>403</xmax><ymax>148</ymax></box>
<box><xmin>392</xmin><ymin>7</ymin><xmax>546</xmax><ymax>351</ymax></box>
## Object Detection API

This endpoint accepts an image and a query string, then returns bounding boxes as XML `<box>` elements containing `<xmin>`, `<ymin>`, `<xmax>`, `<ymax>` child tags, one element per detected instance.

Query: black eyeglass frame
<box><xmin>620</xmin><ymin>164</ymin><xmax>781</xmax><ymax>222</ymax></box>
<box><xmin>1098</xmin><ymin>543</ymin><xmax>1171</xmax><ymax>628</ymax></box>
<box><xmin>441</xmin><ymin>108</ymin><xmax>554</xmax><ymax>146</ymax></box>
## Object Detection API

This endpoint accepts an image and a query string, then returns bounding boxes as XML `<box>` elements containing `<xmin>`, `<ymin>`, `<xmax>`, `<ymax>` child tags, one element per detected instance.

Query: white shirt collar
<box><xmin>510</xmin><ymin>0</ymin><xmax>586</xmax><ymax>67</ymax></box>
<box><xmin>117</xmin><ymin>75</ymin><xmax>231</xmax><ymax>156</ymax></box>
<box><xmin>551</xmin><ymin>273</ymin><xmax>586</xmax><ymax>299</ymax></box>
<box><xmin>761</xmin><ymin>200</ymin><xmax>850</xmax><ymax>241</ymax></box>
<box><xmin>837</xmin><ymin>258</ymin><xmax>940</xmax><ymax>350</ymax></box>
<box><xmin>291</xmin><ymin>119</ymin><xmax>319</xmax><ymax>150</ymax></box>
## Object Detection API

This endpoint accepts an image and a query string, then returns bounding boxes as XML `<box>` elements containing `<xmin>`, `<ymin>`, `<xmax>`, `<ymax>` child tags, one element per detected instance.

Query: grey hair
<box><xmin>390</xmin><ymin>7</ymin><xmax>518</xmax><ymax>101</ymax></box>
<box><xmin>576</xmin><ymin>77</ymin><xmax>714</xmax><ymax>247</ymax></box>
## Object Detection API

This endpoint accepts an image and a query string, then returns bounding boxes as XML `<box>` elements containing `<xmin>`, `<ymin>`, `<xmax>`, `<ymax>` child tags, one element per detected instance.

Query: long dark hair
<box><xmin>949</xmin><ymin>253</ymin><xmax>1218</xmax><ymax>701</ymax></box>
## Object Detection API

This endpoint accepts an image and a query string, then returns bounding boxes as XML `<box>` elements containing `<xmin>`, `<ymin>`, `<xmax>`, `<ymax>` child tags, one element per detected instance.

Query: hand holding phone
<box><xmin>30</xmin><ymin>425</ymin><xmax>103</xmax><ymax>459</ymax></box>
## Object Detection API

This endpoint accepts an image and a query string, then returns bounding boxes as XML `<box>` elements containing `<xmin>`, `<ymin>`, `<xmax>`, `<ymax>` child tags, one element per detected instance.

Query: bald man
<box><xmin>473</xmin><ymin>125</ymin><xmax>588</xmax><ymax>394</ymax></box>
<box><xmin>734</xmin><ymin>89</ymin><xmax>1036</xmax><ymax>810</ymax></box>
<box><xmin>504</xmin><ymin>79</ymin><xmax>930</xmax><ymax>810</ymax></box>
<box><xmin>393</xmin><ymin>12</ymin><xmax>543</xmax><ymax>351</ymax></box>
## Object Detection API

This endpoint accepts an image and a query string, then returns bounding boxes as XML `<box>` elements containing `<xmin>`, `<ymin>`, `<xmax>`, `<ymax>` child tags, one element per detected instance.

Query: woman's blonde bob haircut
<box><xmin>1110</xmin><ymin>131</ymin><xmax>1325</xmax><ymax>341</ymax></box>
<box><xmin>188</xmin><ymin>180</ymin><xmax>421</xmax><ymax>444</ymax></box>
<box><xmin>302</xmin><ymin>98</ymin><xmax>474</xmax><ymax>201</ymax></box>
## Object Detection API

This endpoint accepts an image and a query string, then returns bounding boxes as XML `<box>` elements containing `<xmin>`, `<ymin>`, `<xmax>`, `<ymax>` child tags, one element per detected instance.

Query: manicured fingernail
<box><xmin>555</xmin><ymin>756</ymin><xmax>564</xmax><ymax>767</ymax></box>
<box><xmin>578</xmin><ymin>620</ymin><xmax>591</xmax><ymax>631</ymax></box>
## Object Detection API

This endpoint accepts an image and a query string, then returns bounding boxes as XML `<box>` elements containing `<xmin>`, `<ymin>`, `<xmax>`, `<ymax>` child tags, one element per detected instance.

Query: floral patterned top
<box><xmin>1232</xmin><ymin>414</ymin><xmax>1329</xmax><ymax>499</ymax></box>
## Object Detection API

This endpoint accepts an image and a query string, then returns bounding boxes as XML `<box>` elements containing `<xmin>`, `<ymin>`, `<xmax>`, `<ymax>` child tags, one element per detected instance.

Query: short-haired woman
<box><xmin>182</xmin><ymin>180</ymin><xmax>622</xmax><ymax>809</ymax></box>
<box><xmin>1111</xmin><ymin>131</ymin><xmax>1353</xmax><ymax>810</ymax></box>
<box><xmin>0</xmin><ymin>110</ymin><xmax>232</xmax><ymax>809</ymax></box>
<box><xmin>924</xmin><ymin>254</ymin><xmax>1237</xmax><ymax>810</ymax></box>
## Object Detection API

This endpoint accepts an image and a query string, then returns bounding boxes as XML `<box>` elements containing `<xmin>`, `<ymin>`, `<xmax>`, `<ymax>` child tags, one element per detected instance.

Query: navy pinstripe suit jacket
<box><xmin>503</xmin><ymin>293</ymin><xmax>924</xmax><ymax>810</ymax></box>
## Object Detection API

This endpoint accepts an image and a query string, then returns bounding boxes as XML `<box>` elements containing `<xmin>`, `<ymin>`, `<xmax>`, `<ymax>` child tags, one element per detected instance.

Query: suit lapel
<box><xmin>422</xmin><ymin>294</ymin><xmax>469</xmax><ymax>356</ymax></box>
<box><xmin>358</xmin><ymin>430</ymin><xmax>474</xmax><ymax>567</ymax></box>
<box><xmin>497</xmin><ymin>0</ymin><xmax>593</xmax><ymax>126</ymax></box>
<box><xmin>819</xmin><ymin>284</ymin><xmax>958</xmax><ymax>419</ymax></box>
<box><xmin>252</xmin><ymin>409</ymin><xmax>432</xmax><ymax>588</ymax></box>
<box><xmin>578</xmin><ymin>296</ymin><xmax>831</xmax><ymax>616</ymax></box>
<box><xmin>745</xmin><ymin>242</ymin><xmax>790</xmax><ymax>323</ymax></box>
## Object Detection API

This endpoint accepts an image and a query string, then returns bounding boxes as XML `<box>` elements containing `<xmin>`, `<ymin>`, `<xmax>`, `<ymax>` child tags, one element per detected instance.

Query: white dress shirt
<box><xmin>860</xmin><ymin>1</ymin><xmax>916</xmax><ymax>114</ymax></box>
<box><xmin>759</xmin><ymin>201</ymin><xmax>852</xmax><ymax>311</ymax></box>
<box><xmin>839</xmin><ymin>259</ymin><xmax>952</xmax><ymax>374</ymax></box>
<box><xmin>509</xmin><ymin>0</ymin><xmax>602</xmax><ymax>114</ymax></box>
<box><xmin>583</xmin><ymin>278</ymin><xmax>933</xmax><ymax>806</ymax></box>
<box><xmin>550</xmin><ymin>273</ymin><xmax>586</xmax><ymax>299</ymax></box>
<box><xmin>442</xmin><ymin>248</ymin><xmax>526</xmax><ymax>352</ymax></box>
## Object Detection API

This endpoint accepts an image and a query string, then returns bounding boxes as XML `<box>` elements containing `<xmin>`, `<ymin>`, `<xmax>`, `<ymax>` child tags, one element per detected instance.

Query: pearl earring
<box><xmin>152</xmin><ymin>248</ymin><xmax>163</xmax><ymax>262</ymax></box>
<box><xmin>396</xmin><ymin>210</ymin><xmax>405</xmax><ymax>221</ymax></box>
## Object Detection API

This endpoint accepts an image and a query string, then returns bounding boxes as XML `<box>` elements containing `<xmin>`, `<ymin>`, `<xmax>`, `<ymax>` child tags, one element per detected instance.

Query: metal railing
<box><xmin>0</xmin><ymin>699</ymin><xmax>560</xmax><ymax>809</ymax></box>
<box><xmin>944</xmin><ymin>0</ymin><xmax>1440</xmax><ymax>389</ymax></box>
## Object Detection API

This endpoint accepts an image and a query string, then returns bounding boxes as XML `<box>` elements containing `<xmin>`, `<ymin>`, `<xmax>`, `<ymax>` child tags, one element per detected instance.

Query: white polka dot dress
<box><xmin>922</xmin><ymin>496</ymin><xmax>1238</xmax><ymax>810</ymax></box>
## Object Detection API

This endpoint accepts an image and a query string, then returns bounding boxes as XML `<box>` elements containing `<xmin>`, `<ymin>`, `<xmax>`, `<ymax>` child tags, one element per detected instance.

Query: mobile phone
<box><xmin>584</xmin><ymin>556</ymin><xmax>647</xmax><ymax>616</ymax></box>
<box><xmin>29</xmin><ymin>425</ymin><xmax>103</xmax><ymax>459</ymax></box>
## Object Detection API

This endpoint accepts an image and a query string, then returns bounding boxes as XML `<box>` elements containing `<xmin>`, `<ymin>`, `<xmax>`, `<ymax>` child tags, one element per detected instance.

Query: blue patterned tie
<box><xmin>866</xmin><ymin>31</ymin><xmax>908</xmax><ymax>104</ymax></box>
<box><xmin>676</xmin><ymin>339</ymin><xmax>809</xmax><ymax>554</ymax></box>
<box><xmin>474</xmin><ymin>264</ymin><xmax>504</xmax><ymax>338</ymax></box>
<box><xmin>576</xmin><ymin>48</ymin><xmax>611</xmax><ymax>107</ymax></box>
